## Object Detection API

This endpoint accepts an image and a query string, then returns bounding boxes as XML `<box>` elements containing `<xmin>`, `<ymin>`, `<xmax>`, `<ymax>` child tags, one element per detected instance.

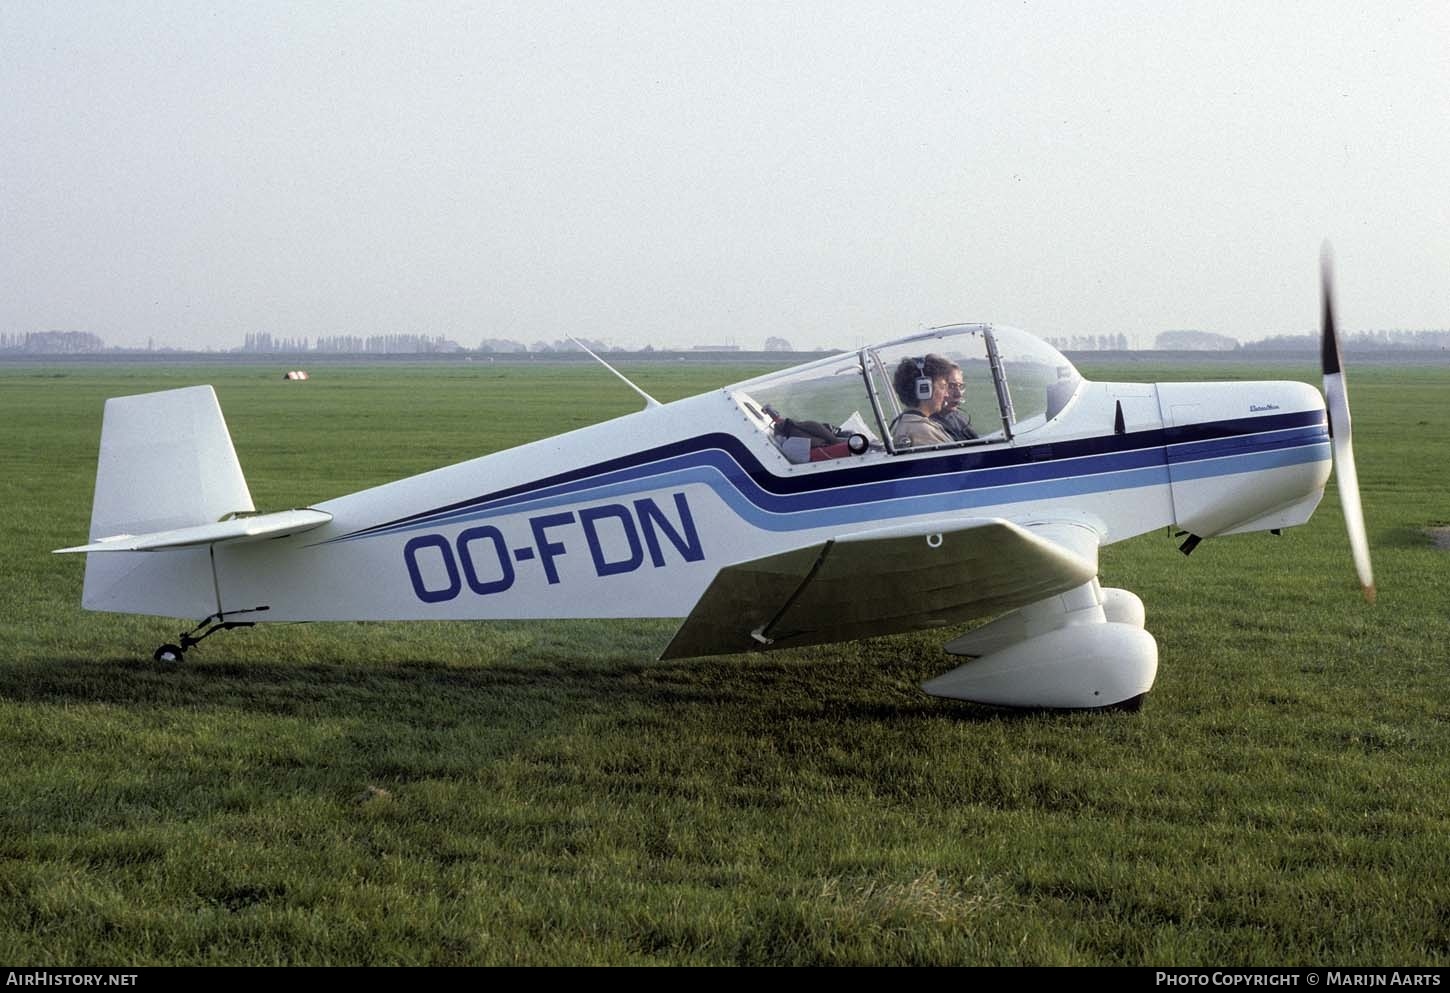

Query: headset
<box><xmin>913</xmin><ymin>357</ymin><xmax>934</xmax><ymax>401</ymax></box>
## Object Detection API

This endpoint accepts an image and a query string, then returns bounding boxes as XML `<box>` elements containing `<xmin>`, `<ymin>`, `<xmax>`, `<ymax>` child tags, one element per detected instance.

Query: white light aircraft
<box><xmin>56</xmin><ymin>260</ymin><xmax>1373</xmax><ymax>710</ymax></box>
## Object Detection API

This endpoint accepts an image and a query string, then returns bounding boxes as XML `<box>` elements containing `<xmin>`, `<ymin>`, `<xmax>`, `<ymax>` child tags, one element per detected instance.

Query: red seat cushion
<box><xmin>809</xmin><ymin>441</ymin><xmax>851</xmax><ymax>462</ymax></box>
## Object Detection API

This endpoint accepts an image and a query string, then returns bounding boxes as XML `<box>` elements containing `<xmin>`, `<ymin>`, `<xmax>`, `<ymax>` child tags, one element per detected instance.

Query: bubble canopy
<box><xmin>727</xmin><ymin>324</ymin><xmax>1083</xmax><ymax>461</ymax></box>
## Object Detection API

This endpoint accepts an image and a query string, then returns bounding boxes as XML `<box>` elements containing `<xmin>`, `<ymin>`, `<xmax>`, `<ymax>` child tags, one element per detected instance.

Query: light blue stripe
<box><xmin>349</xmin><ymin>443</ymin><xmax>1325</xmax><ymax>540</ymax></box>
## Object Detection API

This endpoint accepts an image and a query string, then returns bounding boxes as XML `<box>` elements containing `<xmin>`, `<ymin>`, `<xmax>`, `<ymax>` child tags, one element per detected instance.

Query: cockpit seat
<box><xmin>809</xmin><ymin>441</ymin><xmax>853</xmax><ymax>462</ymax></box>
<box><xmin>771</xmin><ymin>416</ymin><xmax>852</xmax><ymax>464</ymax></box>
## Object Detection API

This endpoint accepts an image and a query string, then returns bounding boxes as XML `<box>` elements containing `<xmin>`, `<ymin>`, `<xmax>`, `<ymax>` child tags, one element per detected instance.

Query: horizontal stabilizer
<box><xmin>55</xmin><ymin>509</ymin><xmax>331</xmax><ymax>554</ymax></box>
<box><xmin>661</xmin><ymin>517</ymin><xmax>1100</xmax><ymax>659</ymax></box>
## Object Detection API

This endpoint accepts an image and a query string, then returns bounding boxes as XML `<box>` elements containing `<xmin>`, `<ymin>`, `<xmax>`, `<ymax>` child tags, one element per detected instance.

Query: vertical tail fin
<box><xmin>82</xmin><ymin>386</ymin><xmax>254</xmax><ymax>617</ymax></box>
<box><xmin>89</xmin><ymin>385</ymin><xmax>254</xmax><ymax>539</ymax></box>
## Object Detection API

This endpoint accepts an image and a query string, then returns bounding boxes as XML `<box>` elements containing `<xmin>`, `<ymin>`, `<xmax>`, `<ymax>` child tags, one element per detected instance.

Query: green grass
<box><xmin>1</xmin><ymin>358</ymin><xmax>1447</xmax><ymax>965</ymax></box>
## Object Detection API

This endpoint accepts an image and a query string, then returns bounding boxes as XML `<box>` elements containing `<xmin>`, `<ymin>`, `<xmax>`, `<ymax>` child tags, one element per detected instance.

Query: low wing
<box><xmin>54</xmin><ymin>508</ymin><xmax>332</xmax><ymax>554</ymax></box>
<box><xmin>660</xmin><ymin>517</ymin><xmax>1100</xmax><ymax>659</ymax></box>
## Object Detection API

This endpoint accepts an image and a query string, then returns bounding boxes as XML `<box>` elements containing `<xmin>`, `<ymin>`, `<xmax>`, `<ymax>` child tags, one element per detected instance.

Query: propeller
<box><xmin>1320</xmin><ymin>246</ymin><xmax>1375</xmax><ymax>602</ymax></box>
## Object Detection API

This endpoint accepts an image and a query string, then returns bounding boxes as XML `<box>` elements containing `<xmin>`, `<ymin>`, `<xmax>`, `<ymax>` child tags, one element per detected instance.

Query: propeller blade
<box><xmin>1320</xmin><ymin>247</ymin><xmax>1375</xmax><ymax>602</ymax></box>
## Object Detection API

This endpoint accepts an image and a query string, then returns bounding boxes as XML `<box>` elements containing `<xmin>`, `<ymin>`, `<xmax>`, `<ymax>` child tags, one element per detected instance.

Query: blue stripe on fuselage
<box><xmin>324</xmin><ymin>410</ymin><xmax>1328</xmax><ymax>543</ymax></box>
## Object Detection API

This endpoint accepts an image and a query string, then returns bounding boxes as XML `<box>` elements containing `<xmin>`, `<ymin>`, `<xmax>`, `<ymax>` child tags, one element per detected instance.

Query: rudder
<box><xmin>82</xmin><ymin>386</ymin><xmax>255</xmax><ymax>617</ymax></box>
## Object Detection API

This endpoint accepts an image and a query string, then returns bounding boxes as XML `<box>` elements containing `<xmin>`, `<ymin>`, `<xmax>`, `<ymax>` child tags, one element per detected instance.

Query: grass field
<box><xmin>1</xmin><ymin>357</ymin><xmax>1447</xmax><ymax>965</ymax></box>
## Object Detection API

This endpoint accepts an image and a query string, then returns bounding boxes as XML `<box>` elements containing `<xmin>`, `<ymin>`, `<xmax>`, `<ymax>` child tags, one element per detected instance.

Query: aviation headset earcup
<box><xmin>847</xmin><ymin>433</ymin><xmax>869</xmax><ymax>455</ymax></box>
<box><xmin>914</xmin><ymin>357</ymin><xmax>933</xmax><ymax>400</ymax></box>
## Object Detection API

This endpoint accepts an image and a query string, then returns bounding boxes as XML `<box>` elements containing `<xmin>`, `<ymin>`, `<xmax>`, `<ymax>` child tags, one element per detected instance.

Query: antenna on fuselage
<box><xmin>566</xmin><ymin>336</ymin><xmax>661</xmax><ymax>410</ymax></box>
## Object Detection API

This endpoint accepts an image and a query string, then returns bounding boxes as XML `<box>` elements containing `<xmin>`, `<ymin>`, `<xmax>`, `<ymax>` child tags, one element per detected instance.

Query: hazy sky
<box><xmin>4</xmin><ymin>1</ymin><xmax>1448</xmax><ymax>350</ymax></box>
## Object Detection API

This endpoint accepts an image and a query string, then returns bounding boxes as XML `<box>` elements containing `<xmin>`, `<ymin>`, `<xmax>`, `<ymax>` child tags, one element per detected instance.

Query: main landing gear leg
<box><xmin>153</xmin><ymin>607</ymin><xmax>269</xmax><ymax>662</ymax></box>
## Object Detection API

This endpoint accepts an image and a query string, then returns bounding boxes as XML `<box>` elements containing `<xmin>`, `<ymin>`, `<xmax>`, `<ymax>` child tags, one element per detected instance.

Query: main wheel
<box><xmin>153</xmin><ymin>643</ymin><xmax>185</xmax><ymax>663</ymax></box>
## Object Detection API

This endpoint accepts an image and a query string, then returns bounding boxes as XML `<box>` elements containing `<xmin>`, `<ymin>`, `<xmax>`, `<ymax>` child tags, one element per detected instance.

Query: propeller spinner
<box><xmin>1320</xmin><ymin>248</ymin><xmax>1376</xmax><ymax>602</ymax></box>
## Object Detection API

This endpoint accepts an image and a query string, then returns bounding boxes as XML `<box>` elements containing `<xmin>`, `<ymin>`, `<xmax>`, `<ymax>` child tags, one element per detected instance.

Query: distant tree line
<box><xmin>1241</xmin><ymin>329</ymin><xmax>1450</xmax><ymax>351</ymax></box>
<box><xmin>0</xmin><ymin>331</ymin><xmax>107</xmax><ymax>353</ymax></box>
<box><xmin>477</xmin><ymin>338</ymin><xmax>529</xmax><ymax>353</ymax></box>
<box><xmin>241</xmin><ymin>332</ymin><xmax>310</xmax><ymax>352</ymax></box>
<box><xmin>1155</xmin><ymin>330</ymin><xmax>1238</xmax><ymax>351</ymax></box>
<box><xmin>241</xmin><ymin>332</ymin><xmax>464</xmax><ymax>353</ymax></box>
<box><xmin>1044</xmin><ymin>334</ymin><xmax>1131</xmax><ymax>351</ymax></box>
<box><xmin>479</xmin><ymin>337</ymin><xmax>610</xmax><ymax>354</ymax></box>
<box><xmin>8</xmin><ymin>325</ymin><xmax>1450</xmax><ymax>357</ymax></box>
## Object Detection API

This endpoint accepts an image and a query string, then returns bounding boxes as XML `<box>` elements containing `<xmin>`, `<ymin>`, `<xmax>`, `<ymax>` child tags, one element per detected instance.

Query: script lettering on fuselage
<box><xmin>402</xmin><ymin>492</ymin><xmax>704</xmax><ymax>604</ymax></box>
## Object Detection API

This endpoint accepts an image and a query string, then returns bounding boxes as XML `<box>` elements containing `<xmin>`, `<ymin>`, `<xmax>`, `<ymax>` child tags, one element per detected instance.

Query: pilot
<box><xmin>932</xmin><ymin>363</ymin><xmax>979</xmax><ymax>441</ymax></box>
<box><xmin>890</xmin><ymin>354</ymin><xmax>954</xmax><ymax>448</ymax></box>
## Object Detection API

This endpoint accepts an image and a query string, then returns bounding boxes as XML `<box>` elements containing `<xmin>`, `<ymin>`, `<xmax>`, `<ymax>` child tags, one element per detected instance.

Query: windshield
<box><xmin>728</xmin><ymin>353</ymin><xmax>883</xmax><ymax>465</ymax></box>
<box><xmin>989</xmin><ymin>326</ymin><xmax>1083</xmax><ymax>434</ymax></box>
<box><xmin>866</xmin><ymin>326</ymin><xmax>1001</xmax><ymax>450</ymax></box>
<box><xmin>727</xmin><ymin>325</ymin><xmax>1082</xmax><ymax>463</ymax></box>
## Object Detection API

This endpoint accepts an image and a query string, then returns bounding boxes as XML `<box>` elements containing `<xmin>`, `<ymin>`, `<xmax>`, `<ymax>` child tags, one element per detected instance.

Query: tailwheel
<box><xmin>149</xmin><ymin>606</ymin><xmax>269</xmax><ymax>663</ymax></box>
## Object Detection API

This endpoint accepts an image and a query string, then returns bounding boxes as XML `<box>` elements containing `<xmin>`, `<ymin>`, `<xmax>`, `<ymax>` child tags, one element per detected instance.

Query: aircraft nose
<box><xmin>1246</xmin><ymin>380</ymin><xmax>1327</xmax><ymax>420</ymax></box>
<box><xmin>1158</xmin><ymin>378</ymin><xmax>1332</xmax><ymax>540</ymax></box>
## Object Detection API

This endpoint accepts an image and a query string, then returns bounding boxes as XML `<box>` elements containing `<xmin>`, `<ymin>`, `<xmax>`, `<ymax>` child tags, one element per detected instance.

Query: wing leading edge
<box><xmin>660</xmin><ymin>517</ymin><xmax>1101</xmax><ymax>660</ymax></box>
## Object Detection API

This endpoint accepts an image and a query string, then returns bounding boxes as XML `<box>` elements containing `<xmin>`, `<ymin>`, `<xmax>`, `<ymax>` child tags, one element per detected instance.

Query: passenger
<box><xmin>933</xmin><ymin>362</ymin><xmax>979</xmax><ymax>440</ymax></box>
<box><xmin>890</xmin><ymin>355</ymin><xmax>954</xmax><ymax>448</ymax></box>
